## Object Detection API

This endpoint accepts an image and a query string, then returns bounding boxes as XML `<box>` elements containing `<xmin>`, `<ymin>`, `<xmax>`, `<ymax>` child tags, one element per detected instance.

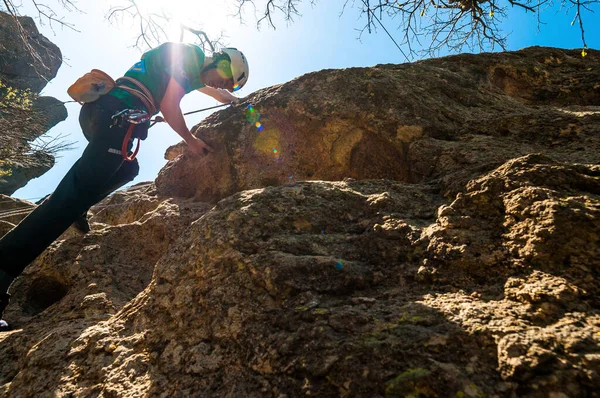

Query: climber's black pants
<box><xmin>0</xmin><ymin>94</ymin><xmax>140</xmax><ymax>277</ymax></box>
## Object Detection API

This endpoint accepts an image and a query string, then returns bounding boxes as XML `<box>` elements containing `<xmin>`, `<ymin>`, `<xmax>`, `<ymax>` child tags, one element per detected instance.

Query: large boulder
<box><xmin>0</xmin><ymin>47</ymin><xmax>598</xmax><ymax>397</ymax></box>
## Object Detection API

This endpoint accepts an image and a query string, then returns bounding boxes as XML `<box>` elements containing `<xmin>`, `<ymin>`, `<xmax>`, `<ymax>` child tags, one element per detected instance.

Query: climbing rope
<box><xmin>149</xmin><ymin>102</ymin><xmax>232</xmax><ymax>127</ymax></box>
<box><xmin>0</xmin><ymin>199</ymin><xmax>153</xmax><ymax>221</ymax></box>
<box><xmin>0</xmin><ymin>208</ymin><xmax>32</xmax><ymax>219</ymax></box>
<box><xmin>0</xmin><ymin>182</ymin><xmax>157</xmax><ymax>221</ymax></box>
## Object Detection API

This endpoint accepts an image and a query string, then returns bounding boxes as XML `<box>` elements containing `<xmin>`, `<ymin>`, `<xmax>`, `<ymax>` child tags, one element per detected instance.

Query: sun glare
<box><xmin>139</xmin><ymin>0</ymin><xmax>233</xmax><ymax>45</ymax></box>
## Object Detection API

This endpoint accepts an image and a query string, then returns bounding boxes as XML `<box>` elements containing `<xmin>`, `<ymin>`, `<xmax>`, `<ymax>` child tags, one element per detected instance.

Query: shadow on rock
<box><xmin>417</xmin><ymin>153</ymin><xmax>600</xmax><ymax>395</ymax></box>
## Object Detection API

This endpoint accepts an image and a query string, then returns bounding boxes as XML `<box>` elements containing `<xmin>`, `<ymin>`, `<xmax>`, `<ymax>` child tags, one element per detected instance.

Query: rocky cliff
<box><xmin>0</xmin><ymin>47</ymin><xmax>598</xmax><ymax>397</ymax></box>
<box><xmin>0</xmin><ymin>11</ymin><xmax>67</xmax><ymax>195</ymax></box>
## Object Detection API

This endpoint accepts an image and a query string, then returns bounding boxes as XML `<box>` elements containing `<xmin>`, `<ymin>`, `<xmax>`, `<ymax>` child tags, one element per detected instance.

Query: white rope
<box><xmin>0</xmin><ymin>182</ymin><xmax>158</xmax><ymax>220</ymax></box>
<box><xmin>0</xmin><ymin>208</ymin><xmax>32</xmax><ymax>219</ymax></box>
<box><xmin>0</xmin><ymin>201</ymin><xmax>147</xmax><ymax>221</ymax></box>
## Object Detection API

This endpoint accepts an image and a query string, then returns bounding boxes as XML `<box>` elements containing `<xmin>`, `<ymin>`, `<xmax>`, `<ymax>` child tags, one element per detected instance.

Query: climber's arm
<box><xmin>161</xmin><ymin>77</ymin><xmax>214</xmax><ymax>155</ymax></box>
<box><xmin>197</xmin><ymin>86</ymin><xmax>240</xmax><ymax>104</ymax></box>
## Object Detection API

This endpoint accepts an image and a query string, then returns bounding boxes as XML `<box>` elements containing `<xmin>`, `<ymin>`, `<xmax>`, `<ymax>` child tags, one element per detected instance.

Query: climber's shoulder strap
<box><xmin>116</xmin><ymin>76</ymin><xmax>157</xmax><ymax>115</ymax></box>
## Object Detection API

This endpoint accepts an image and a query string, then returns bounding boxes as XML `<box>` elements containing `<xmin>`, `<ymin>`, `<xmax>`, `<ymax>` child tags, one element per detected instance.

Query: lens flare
<box><xmin>245</xmin><ymin>104</ymin><xmax>262</xmax><ymax>129</ymax></box>
<box><xmin>273</xmin><ymin>148</ymin><xmax>278</xmax><ymax>154</ymax></box>
<box><xmin>245</xmin><ymin>104</ymin><xmax>265</xmax><ymax>131</ymax></box>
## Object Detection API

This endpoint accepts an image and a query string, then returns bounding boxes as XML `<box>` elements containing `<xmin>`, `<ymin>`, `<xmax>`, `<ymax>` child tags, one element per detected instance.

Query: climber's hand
<box><xmin>187</xmin><ymin>136</ymin><xmax>214</xmax><ymax>156</ymax></box>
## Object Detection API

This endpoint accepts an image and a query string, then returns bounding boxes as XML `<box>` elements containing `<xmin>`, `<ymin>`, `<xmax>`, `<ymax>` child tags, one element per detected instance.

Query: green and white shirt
<box><xmin>110</xmin><ymin>42</ymin><xmax>206</xmax><ymax>114</ymax></box>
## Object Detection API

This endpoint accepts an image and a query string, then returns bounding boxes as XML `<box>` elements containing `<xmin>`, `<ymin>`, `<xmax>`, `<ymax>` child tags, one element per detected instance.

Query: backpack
<box><xmin>67</xmin><ymin>69</ymin><xmax>116</xmax><ymax>104</ymax></box>
<box><xmin>67</xmin><ymin>70</ymin><xmax>157</xmax><ymax>115</ymax></box>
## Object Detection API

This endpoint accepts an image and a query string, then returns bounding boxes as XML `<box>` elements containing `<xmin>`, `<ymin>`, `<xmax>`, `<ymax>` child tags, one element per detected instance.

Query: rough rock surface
<box><xmin>0</xmin><ymin>11</ymin><xmax>67</xmax><ymax>195</ymax></box>
<box><xmin>0</xmin><ymin>47</ymin><xmax>599</xmax><ymax>397</ymax></box>
<box><xmin>160</xmin><ymin>46</ymin><xmax>600</xmax><ymax>202</ymax></box>
<box><xmin>0</xmin><ymin>11</ymin><xmax>62</xmax><ymax>92</ymax></box>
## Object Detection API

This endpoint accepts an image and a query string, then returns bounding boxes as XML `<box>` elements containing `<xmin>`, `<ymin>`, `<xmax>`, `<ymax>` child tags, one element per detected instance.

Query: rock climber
<box><xmin>0</xmin><ymin>42</ymin><xmax>249</xmax><ymax>330</ymax></box>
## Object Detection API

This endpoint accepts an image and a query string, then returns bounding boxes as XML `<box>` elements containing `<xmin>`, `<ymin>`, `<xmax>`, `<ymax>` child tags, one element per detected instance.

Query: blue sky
<box><xmin>12</xmin><ymin>0</ymin><xmax>599</xmax><ymax>201</ymax></box>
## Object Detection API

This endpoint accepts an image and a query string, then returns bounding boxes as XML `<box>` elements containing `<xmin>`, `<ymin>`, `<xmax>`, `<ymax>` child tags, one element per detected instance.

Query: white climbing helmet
<box><xmin>221</xmin><ymin>48</ymin><xmax>249</xmax><ymax>91</ymax></box>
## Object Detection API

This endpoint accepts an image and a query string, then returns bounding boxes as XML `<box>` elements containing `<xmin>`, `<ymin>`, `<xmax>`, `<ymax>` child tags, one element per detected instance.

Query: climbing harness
<box><xmin>111</xmin><ymin>109</ymin><xmax>151</xmax><ymax>162</ymax></box>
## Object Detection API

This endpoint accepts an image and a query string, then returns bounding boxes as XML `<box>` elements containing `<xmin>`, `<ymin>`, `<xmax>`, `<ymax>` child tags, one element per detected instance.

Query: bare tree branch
<box><xmin>232</xmin><ymin>0</ymin><xmax>594</xmax><ymax>57</ymax></box>
<box><xmin>105</xmin><ymin>0</ymin><xmax>226</xmax><ymax>52</ymax></box>
<box><xmin>1</xmin><ymin>0</ymin><xmax>595</xmax><ymax>67</ymax></box>
<box><xmin>570</xmin><ymin>0</ymin><xmax>588</xmax><ymax>50</ymax></box>
<box><xmin>179</xmin><ymin>25</ymin><xmax>219</xmax><ymax>53</ymax></box>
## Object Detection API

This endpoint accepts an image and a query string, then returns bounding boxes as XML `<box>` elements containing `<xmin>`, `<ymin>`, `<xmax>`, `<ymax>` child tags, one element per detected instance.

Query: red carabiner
<box><xmin>121</xmin><ymin>124</ymin><xmax>141</xmax><ymax>162</ymax></box>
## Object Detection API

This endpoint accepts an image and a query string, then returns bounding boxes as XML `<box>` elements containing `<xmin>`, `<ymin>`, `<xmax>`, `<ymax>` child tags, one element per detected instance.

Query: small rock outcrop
<box><xmin>0</xmin><ymin>11</ymin><xmax>67</xmax><ymax>195</ymax></box>
<box><xmin>0</xmin><ymin>47</ymin><xmax>598</xmax><ymax>397</ymax></box>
